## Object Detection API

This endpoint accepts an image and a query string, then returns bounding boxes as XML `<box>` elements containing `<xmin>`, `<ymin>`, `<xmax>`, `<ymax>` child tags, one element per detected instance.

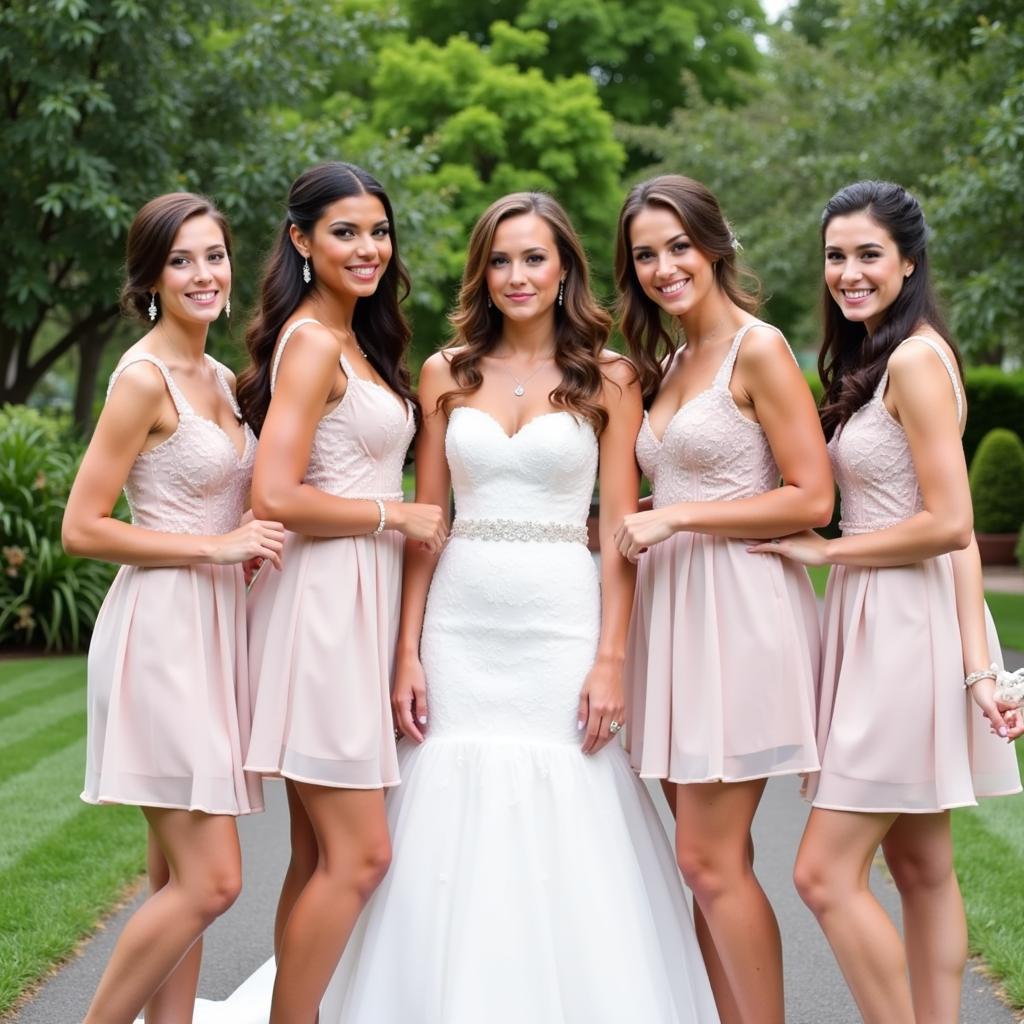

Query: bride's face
<box><xmin>485</xmin><ymin>213</ymin><xmax>565</xmax><ymax>325</ymax></box>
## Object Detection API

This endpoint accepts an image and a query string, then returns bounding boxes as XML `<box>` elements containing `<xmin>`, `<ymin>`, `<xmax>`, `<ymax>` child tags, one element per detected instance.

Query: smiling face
<box><xmin>294</xmin><ymin>192</ymin><xmax>392</xmax><ymax>300</ymax></box>
<box><xmin>824</xmin><ymin>211</ymin><xmax>914</xmax><ymax>333</ymax></box>
<box><xmin>485</xmin><ymin>212</ymin><xmax>564</xmax><ymax>324</ymax></box>
<box><xmin>628</xmin><ymin>204</ymin><xmax>718</xmax><ymax>318</ymax></box>
<box><xmin>153</xmin><ymin>214</ymin><xmax>231</xmax><ymax>326</ymax></box>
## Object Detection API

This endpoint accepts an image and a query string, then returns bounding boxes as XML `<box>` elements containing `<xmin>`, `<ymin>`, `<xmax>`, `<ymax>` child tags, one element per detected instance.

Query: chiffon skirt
<box><xmin>245</xmin><ymin>529</ymin><xmax>403</xmax><ymax>789</ymax></box>
<box><xmin>83</xmin><ymin>562</ymin><xmax>262</xmax><ymax>815</ymax></box>
<box><xmin>627</xmin><ymin>532</ymin><xmax>821</xmax><ymax>783</ymax></box>
<box><xmin>808</xmin><ymin>553</ymin><xmax>1022</xmax><ymax>812</ymax></box>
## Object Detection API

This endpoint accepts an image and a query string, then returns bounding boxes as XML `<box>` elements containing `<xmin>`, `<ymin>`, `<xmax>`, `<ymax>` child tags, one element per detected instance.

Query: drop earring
<box><xmin>148</xmin><ymin>294</ymin><xmax>158</xmax><ymax>321</ymax></box>
<box><xmin>557</xmin><ymin>278</ymin><xmax>565</xmax><ymax>307</ymax></box>
<box><xmin>302</xmin><ymin>258</ymin><xmax>312</xmax><ymax>285</ymax></box>
<box><xmin>225</xmin><ymin>294</ymin><xmax>231</xmax><ymax>318</ymax></box>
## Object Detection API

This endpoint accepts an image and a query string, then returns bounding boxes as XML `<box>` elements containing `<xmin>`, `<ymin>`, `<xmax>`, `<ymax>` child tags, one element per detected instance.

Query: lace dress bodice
<box><xmin>829</xmin><ymin>335</ymin><xmax>964</xmax><ymax>535</ymax></box>
<box><xmin>637</xmin><ymin>322</ymin><xmax>786</xmax><ymax>507</ymax></box>
<box><xmin>446</xmin><ymin>407</ymin><xmax>597</xmax><ymax>524</ymax></box>
<box><xmin>107</xmin><ymin>352</ymin><xmax>255</xmax><ymax>535</ymax></box>
<box><xmin>270</xmin><ymin>318</ymin><xmax>415</xmax><ymax>501</ymax></box>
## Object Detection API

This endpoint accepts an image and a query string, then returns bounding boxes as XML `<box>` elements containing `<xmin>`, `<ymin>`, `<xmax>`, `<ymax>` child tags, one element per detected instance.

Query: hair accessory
<box><xmin>225</xmin><ymin>294</ymin><xmax>231</xmax><ymax>318</ymax></box>
<box><xmin>148</xmin><ymin>294</ymin><xmax>158</xmax><ymax>321</ymax></box>
<box><xmin>558</xmin><ymin>279</ymin><xmax>565</xmax><ymax>306</ymax></box>
<box><xmin>302</xmin><ymin>258</ymin><xmax>312</xmax><ymax>285</ymax></box>
<box><xmin>372</xmin><ymin>498</ymin><xmax>386</xmax><ymax>536</ymax></box>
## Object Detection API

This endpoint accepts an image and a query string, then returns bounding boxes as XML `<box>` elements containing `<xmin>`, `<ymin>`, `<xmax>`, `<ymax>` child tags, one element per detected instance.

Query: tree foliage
<box><xmin>401</xmin><ymin>0</ymin><xmax>764</xmax><ymax>123</ymax></box>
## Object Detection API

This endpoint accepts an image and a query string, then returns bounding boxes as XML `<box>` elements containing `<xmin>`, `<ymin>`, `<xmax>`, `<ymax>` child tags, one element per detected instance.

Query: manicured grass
<box><xmin>804</xmin><ymin>566</ymin><xmax>1024</xmax><ymax>653</ymax></box>
<box><xmin>0</xmin><ymin>657</ymin><xmax>145</xmax><ymax>1015</ymax></box>
<box><xmin>953</xmin><ymin>742</ymin><xmax>1024</xmax><ymax>1008</ymax></box>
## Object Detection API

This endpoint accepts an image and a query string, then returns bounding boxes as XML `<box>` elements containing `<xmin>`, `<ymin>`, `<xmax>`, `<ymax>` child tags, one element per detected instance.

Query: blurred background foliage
<box><xmin>1</xmin><ymin>0</ymin><xmax>1022</xmax><ymax>428</ymax></box>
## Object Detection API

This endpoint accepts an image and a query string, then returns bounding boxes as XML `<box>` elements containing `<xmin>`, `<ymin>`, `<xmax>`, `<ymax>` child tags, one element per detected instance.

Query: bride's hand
<box><xmin>577</xmin><ymin>655</ymin><xmax>626</xmax><ymax>755</ymax></box>
<box><xmin>393</xmin><ymin>651</ymin><xmax>429</xmax><ymax>743</ymax></box>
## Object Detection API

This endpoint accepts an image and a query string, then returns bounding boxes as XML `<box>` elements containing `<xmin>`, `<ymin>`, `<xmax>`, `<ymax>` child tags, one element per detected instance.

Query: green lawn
<box><xmin>0</xmin><ymin>657</ymin><xmax>145</xmax><ymax>1015</ymax></box>
<box><xmin>805</xmin><ymin>566</ymin><xmax>1024</xmax><ymax>652</ymax></box>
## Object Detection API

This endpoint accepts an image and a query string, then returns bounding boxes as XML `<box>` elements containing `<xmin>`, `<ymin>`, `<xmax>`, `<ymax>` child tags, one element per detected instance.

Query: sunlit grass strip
<box><xmin>0</xmin><ymin>656</ymin><xmax>145</xmax><ymax>1015</ymax></box>
<box><xmin>953</xmin><ymin>744</ymin><xmax>1024</xmax><ymax>1009</ymax></box>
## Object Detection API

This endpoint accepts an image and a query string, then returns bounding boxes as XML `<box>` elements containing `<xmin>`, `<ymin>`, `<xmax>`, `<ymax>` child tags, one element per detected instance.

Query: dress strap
<box><xmin>270</xmin><ymin>318</ymin><xmax>322</xmax><ymax>394</ymax></box>
<box><xmin>205</xmin><ymin>354</ymin><xmax>243</xmax><ymax>419</ymax></box>
<box><xmin>338</xmin><ymin>351</ymin><xmax>356</xmax><ymax>380</ymax></box>
<box><xmin>714</xmin><ymin>321</ymin><xmax>786</xmax><ymax>387</ymax></box>
<box><xmin>107</xmin><ymin>352</ymin><xmax>191</xmax><ymax>416</ymax></box>
<box><xmin>877</xmin><ymin>335</ymin><xmax>964</xmax><ymax>421</ymax></box>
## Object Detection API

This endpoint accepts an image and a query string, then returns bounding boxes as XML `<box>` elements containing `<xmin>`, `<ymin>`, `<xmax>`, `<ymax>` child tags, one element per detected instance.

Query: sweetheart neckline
<box><xmin>450</xmin><ymin>405</ymin><xmax>585</xmax><ymax>441</ymax></box>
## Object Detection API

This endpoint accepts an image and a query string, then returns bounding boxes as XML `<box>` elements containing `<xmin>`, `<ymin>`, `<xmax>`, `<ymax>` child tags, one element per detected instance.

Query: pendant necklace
<box><xmin>501</xmin><ymin>358</ymin><xmax>553</xmax><ymax>398</ymax></box>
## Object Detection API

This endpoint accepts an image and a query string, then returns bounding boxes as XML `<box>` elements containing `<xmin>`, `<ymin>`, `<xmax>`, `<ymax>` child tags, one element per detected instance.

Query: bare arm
<box><xmin>579</xmin><ymin>356</ymin><xmax>642</xmax><ymax>754</ymax></box>
<box><xmin>393</xmin><ymin>353</ymin><xmax>454</xmax><ymax>742</ymax></box>
<box><xmin>62</xmin><ymin>362</ymin><xmax>283</xmax><ymax>569</ymax></box>
<box><xmin>750</xmin><ymin>338</ymin><xmax>974</xmax><ymax>569</ymax></box>
<box><xmin>616</xmin><ymin>329</ymin><xmax>833</xmax><ymax>560</ymax></box>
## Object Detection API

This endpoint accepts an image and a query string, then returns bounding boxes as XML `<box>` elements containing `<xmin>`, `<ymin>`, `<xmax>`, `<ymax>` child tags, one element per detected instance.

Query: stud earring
<box><xmin>302</xmin><ymin>258</ymin><xmax>312</xmax><ymax>285</ymax></box>
<box><xmin>557</xmin><ymin>279</ymin><xmax>565</xmax><ymax>307</ymax></box>
<box><xmin>148</xmin><ymin>294</ymin><xmax>158</xmax><ymax>321</ymax></box>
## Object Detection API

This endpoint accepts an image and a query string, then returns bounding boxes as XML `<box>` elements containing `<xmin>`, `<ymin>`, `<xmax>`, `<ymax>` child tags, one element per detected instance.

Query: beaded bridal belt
<box><xmin>451</xmin><ymin>517</ymin><xmax>588</xmax><ymax>545</ymax></box>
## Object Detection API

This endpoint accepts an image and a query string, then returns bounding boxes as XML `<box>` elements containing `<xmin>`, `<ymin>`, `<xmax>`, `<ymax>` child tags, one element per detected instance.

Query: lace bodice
<box><xmin>637</xmin><ymin>323</ymin><xmax>787</xmax><ymax>507</ymax></box>
<box><xmin>446</xmin><ymin>407</ymin><xmax>597</xmax><ymax>524</ymax></box>
<box><xmin>270</xmin><ymin>319</ymin><xmax>415</xmax><ymax>500</ymax></box>
<box><xmin>830</xmin><ymin>335</ymin><xmax>964</xmax><ymax>535</ymax></box>
<box><xmin>107</xmin><ymin>352</ymin><xmax>255</xmax><ymax>535</ymax></box>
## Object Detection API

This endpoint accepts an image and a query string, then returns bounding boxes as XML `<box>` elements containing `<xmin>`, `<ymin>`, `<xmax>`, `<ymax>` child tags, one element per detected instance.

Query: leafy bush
<box><xmin>969</xmin><ymin>428</ymin><xmax>1024</xmax><ymax>534</ymax></box>
<box><xmin>0</xmin><ymin>406</ymin><xmax>125</xmax><ymax>651</ymax></box>
<box><xmin>962</xmin><ymin>368</ymin><xmax>1024</xmax><ymax>466</ymax></box>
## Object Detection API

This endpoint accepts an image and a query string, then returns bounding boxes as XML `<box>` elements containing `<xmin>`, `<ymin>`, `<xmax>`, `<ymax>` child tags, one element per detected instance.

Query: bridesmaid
<box><xmin>750</xmin><ymin>180</ymin><xmax>1022</xmax><ymax>1024</ymax></box>
<box><xmin>62</xmin><ymin>192</ymin><xmax>284</xmax><ymax>1024</ymax></box>
<box><xmin>238</xmin><ymin>162</ymin><xmax>445</xmax><ymax>1022</ymax></box>
<box><xmin>613</xmin><ymin>175</ymin><xmax>833</xmax><ymax>1024</ymax></box>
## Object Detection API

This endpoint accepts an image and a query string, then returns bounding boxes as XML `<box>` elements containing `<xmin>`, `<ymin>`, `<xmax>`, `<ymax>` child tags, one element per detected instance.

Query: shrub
<box><xmin>1016</xmin><ymin>523</ymin><xmax>1024</xmax><ymax>570</ymax></box>
<box><xmin>969</xmin><ymin>428</ymin><xmax>1024</xmax><ymax>534</ymax></box>
<box><xmin>0</xmin><ymin>406</ymin><xmax>125</xmax><ymax>651</ymax></box>
<box><xmin>963</xmin><ymin>368</ymin><xmax>1024</xmax><ymax>466</ymax></box>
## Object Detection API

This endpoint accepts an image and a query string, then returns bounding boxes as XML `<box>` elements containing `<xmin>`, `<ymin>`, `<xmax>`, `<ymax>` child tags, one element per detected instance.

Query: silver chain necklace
<box><xmin>497</xmin><ymin>357</ymin><xmax>553</xmax><ymax>397</ymax></box>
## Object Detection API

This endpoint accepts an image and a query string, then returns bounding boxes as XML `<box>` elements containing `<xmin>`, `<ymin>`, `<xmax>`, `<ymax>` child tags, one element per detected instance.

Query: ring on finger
<box><xmin>608</xmin><ymin>720</ymin><xmax>623</xmax><ymax>735</ymax></box>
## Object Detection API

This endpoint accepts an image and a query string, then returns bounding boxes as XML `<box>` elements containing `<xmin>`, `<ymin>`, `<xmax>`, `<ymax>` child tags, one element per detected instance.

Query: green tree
<box><xmin>0</xmin><ymin>0</ymin><xmax>438</xmax><ymax>421</ymax></box>
<box><xmin>345</xmin><ymin>24</ymin><xmax>626</xmax><ymax>357</ymax></box>
<box><xmin>401</xmin><ymin>0</ymin><xmax>765</xmax><ymax>123</ymax></box>
<box><xmin>619</xmin><ymin>29</ymin><xmax>961</xmax><ymax>349</ymax></box>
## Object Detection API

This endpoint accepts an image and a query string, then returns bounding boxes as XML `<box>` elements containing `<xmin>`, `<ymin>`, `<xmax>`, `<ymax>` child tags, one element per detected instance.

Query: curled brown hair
<box><xmin>614</xmin><ymin>175</ymin><xmax>760</xmax><ymax>405</ymax></box>
<box><xmin>440</xmin><ymin>192</ymin><xmax>613</xmax><ymax>434</ymax></box>
<box><xmin>121</xmin><ymin>192</ymin><xmax>232</xmax><ymax>322</ymax></box>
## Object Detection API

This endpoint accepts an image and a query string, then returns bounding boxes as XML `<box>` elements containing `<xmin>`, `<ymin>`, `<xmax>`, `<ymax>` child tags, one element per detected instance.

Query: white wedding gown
<box><xmin>181</xmin><ymin>407</ymin><xmax>719</xmax><ymax>1024</ymax></box>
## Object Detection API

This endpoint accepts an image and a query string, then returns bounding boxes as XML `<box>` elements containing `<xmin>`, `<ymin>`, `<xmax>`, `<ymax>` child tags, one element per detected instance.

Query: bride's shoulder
<box><xmin>598</xmin><ymin>350</ymin><xmax>640</xmax><ymax>389</ymax></box>
<box><xmin>420</xmin><ymin>349</ymin><xmax>460</xmax><ymax>385</ymax></box>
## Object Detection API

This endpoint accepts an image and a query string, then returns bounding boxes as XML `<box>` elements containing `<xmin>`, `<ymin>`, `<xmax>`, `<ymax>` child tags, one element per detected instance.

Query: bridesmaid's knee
<box><xmin>885</xmin><ymin>843</ymin><xmax>954</xmax><ymax>896</ymax></box>
<box><xmin>793</xmin><ymin>852</ymin><xmax>836</xmax><ymax>918</ymax></box>
<box><xmin>193</xmin><ymin>866</ymin><xmax>242</xmax><ymax>922</ymax></box>
<box><xmin>351</xmin><ymin>836</ymin><xmax>392</xmax><ymax>902</ymax></box>
<box><xmin>676</xmin><ymin>843</ymin><xmax>730</xmax><ymax>905</ymax></box>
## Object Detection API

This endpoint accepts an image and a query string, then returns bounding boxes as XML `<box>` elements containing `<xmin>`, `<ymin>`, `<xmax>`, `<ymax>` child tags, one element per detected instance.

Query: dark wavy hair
<box><xmin>121</xmin><ymin>192</ymin><xmax>231</xmax><ymax>322</ymax></box>
<box><xmin>615</xmin><ymin>175</ymin><xmax>760</xmax><ymax>405</ymax></box>
<box><xmin>237</xmin><ymin>162</ymin><xmax>414</xmax><ymax>434</ymax></box>
<box><xmin>817</xmin><ymin>180</ymin><xmax>959</xmax><ymax>440</ymax></box>
<box><xmin>439</xmin><ymin>192</ymin><xmax>614</xmax><ymax>434</ymax></box>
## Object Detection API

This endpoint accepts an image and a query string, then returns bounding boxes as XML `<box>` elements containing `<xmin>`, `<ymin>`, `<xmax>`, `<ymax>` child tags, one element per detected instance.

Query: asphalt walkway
<box><xmin>11</xmin><ymin>650</ymin><xmax>1024</xmax><ymax>1024</ymax></box>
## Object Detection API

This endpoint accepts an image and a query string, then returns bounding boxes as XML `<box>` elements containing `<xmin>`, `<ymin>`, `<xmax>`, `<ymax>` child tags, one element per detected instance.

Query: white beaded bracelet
<box><xmin>964</xmin><ymin>666</ymin><xmax>998</xmax><ymax>689</ymax></box>
<box><xmin>372</xmin><ymin>498</ymin><xmax>386</xmax><ymax>536</ymax></box>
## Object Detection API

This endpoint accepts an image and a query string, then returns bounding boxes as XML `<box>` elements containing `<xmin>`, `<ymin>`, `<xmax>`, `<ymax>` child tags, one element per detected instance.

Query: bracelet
<box><xmin>965</xmin><ymin>665</ymin><xmax>998</xmax><ymax>689</ymax></box>
<box><xmin>372</xmin><ymin>498</ymin><xmax>386</xmax><ymax>536</ymax></box>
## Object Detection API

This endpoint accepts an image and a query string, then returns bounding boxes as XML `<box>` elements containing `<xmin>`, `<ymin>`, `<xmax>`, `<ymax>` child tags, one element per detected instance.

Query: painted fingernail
<box><xmin>999</xmin><ymin>726</ymin><xmax>1008</xmax><ymax>737</ymax></box>
<box><xmin>577</xmin><ymin>720</ymin><xmax>584</xmax><ymax>730</ymax></box>
<box><xmin>418</xmin><ymin>716</ymin><xmax>428</xmax><ymax>725</ymax></box>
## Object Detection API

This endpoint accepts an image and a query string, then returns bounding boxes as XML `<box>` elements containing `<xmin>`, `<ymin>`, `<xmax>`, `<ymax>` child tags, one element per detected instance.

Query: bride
<box><xmin>318</xmin><ymin>192</ymin><xmax>718</xmax><ymax>1023</ymax></box>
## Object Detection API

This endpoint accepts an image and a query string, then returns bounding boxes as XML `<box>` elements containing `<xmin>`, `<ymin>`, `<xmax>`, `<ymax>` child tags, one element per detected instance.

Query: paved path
<box><xmin>11</xmin><ymin>652</ymin><xmax>1024</xmax><ymax>1024</ymax></box>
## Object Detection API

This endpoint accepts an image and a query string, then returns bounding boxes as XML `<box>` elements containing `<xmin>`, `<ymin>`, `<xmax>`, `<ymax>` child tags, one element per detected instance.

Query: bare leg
<box><xmin>882</xmin><ymin>812</ymin><xmax>965</xmax><ymax>1024</ymax></box>
<box><xmin>269</xmin><ymin>785</ymin><xmax>390</xmax><ymax>1024</ymax></box>
<box><xmin>674</xmin><ymin>779</ymin><xmax>783</xmax><ymax>1024</ymax></box>
<box><xmin>661</xmin><ymin>779</ymin><xmax>743</xmax><ymax>1024</ymax></box>
<box><xmin>274</xmin><ymin>780</ymin><xmax>318</xmax><ymax>961</ymax></box>
<box><xmin>143</xmin><ymin>829</ymin><xmax>203</xmax><ymax>1023</ymax></box>
<box><xmin>795</xmin><ymin>807</ymin><xmax>914</xmax><ymax>1024</ymax></box>
<box><xmin>84</xmin><ymin>809</ymin><xmax>241</xmax><ymax>1024</ymax></box>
